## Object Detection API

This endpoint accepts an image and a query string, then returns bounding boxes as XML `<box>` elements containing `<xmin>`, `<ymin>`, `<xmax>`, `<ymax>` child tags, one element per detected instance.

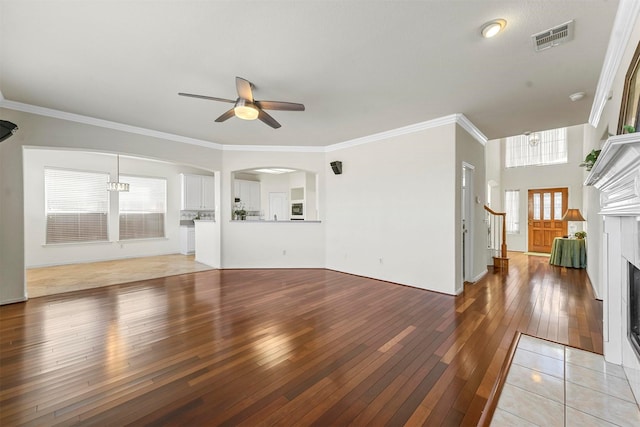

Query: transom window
<box><xmin>505</xmin><ymin>128</ymin><xmax>568</xmax><ymax>168</ymax></box>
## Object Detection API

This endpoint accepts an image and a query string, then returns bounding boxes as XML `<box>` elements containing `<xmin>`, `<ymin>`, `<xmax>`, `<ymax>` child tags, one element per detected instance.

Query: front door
<box><xmin>527</xmin><ymin>188</ymin><xmax>568</xmax><ymax>253</ymax></box>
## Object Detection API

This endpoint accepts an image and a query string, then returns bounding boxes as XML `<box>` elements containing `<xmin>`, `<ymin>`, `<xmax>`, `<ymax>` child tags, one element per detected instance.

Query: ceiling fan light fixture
<box><xmin>234</xmin><ymin>100</ymin><xmax>259</xmax><ymax>120</ymax></box>
<box><xmin>481</xmin><ymin>19</ymin><xmax>507</xmax><ymax>38</ymax></box>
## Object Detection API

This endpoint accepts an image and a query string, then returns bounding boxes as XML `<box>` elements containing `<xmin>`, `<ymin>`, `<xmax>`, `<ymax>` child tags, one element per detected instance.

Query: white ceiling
<box><xmin>0</xmin><ymin>1</ymin><xmax>621</xmax><ymax>147</ymax></box>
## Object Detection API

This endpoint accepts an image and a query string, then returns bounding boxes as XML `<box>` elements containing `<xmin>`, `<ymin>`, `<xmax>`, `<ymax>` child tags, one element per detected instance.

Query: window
<box><xmin>505</xmin><ymin>190</ymin><xmax>520</xmax><ymax>234</ymax></box>
<box><xmin>119</xmin><ymin>175</ymin><xmax>166</xmax><ymax>240</ymax></box>
<box><xmin>45</xmin><ymin>168</ymin><xmax>109</xmax><ymax>244</ymax></box>
<box><xmin>505</xmin><ymin>128</ymin><xmax>568</xmax><ymax>168</ymax></box>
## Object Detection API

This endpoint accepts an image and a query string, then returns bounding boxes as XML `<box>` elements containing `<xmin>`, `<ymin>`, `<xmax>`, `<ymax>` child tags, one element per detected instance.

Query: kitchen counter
<box><xmin>230</xmin><ymin>220</ymin><xmax>322</xmax><ymax>223</ymax></box>
<box><xmin>194</xmin><ymin>220</ymin><xmax>219</xmax><ymax>268</ymax></box>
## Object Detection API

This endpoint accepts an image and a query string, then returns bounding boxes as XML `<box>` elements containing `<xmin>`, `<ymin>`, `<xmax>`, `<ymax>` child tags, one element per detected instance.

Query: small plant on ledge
<box><xmin>574</xmin><ymin>231</ymin><xmax>587</xmax><ymax>239</ymax></box>
<box><xmin>579</xmin><ymin>149</ymin><xmax>601</xmax><ymax>171</ymax></box>
<box><xmin>233</xmin><ymin>201</ymin><xmax>246</xmax><ymax>220</ymax></box>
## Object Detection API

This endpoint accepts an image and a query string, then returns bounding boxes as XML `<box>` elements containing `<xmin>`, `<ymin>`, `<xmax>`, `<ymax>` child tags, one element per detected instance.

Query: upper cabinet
<box><xmin>181</xmin><ymin>173</ymin><xmax>215</xmax><ymax>210</ymax></box>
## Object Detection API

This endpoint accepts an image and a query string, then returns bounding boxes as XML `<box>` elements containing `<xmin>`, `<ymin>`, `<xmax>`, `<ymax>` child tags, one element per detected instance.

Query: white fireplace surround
<box><xmin>585</xmin><ymin>132</ymin><xmax>640</xmax><ymax>401</ymax></box>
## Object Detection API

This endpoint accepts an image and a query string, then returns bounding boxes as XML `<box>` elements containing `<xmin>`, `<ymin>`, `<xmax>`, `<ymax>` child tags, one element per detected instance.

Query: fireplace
<box><xmin>584</xmin><ymin>132</ymin><xmax>640</xmax><ymax>401</ymax></box>
<box><xmin>630</xmin><ymin>262</ymin><xmax>640</xmax><ymax>360</ymax></box>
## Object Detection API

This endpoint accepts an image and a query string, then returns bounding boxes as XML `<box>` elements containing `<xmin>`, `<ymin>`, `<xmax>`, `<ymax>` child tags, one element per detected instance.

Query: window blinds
<box><xmin>45</xmin><ymin>168</ymin><xmax>109</xmax><ymax>244</ymax></box>
<box><xmin>119</xmin><ymin>175</ymin><xmax>166</xmax><ymax>240</ymax></box>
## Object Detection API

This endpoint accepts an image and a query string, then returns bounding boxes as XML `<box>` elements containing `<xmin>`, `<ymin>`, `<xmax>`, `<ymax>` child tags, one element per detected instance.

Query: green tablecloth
<box><xmin>549</xmin><ymin>237</ymin><xmax>587</xmax><ymax>268</ymax></box>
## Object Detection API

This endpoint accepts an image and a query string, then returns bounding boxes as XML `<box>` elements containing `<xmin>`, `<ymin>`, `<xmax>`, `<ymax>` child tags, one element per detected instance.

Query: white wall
<box><xmin>324</xmin><ymin>124</ymin><xmax>459</xmax><ymax>295</ymax></box>
<box><xmin>496</xmin><ymin>124</ymin><xmax>586</xmax><ymax>252</ymax></box>
<box><xmin>1</xmin><ymin>108</ymin><xmax>485</xmax><ymax>302</ymax></box>
<box><xmin>0</xmin><ymin>109</ymin><xmax>223</xmax><ymax>304</ymax></box>
<box><xmin>23</xmin><ymin>148</ymin><xmax>212</xmax><ymax>267</ymax></box>
<box><xmin>455</xmin><ymin>124</ymin><xmax>488</xmax><ymax>288</ymax></box>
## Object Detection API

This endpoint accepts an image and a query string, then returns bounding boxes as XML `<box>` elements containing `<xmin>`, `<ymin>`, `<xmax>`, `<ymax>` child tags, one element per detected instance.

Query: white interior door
<box><xmin>269</xmin><ymin>192</ymin><xmax>288</xmax><ymax>221</ymax></box>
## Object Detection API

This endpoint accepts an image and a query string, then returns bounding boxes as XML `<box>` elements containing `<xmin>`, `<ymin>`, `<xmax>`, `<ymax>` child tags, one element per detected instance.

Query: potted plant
<box><xmin>574</xmin><ymin>231</ymin><xmax>587</xmax><ymax>239</ymax></box>
<box><xmin>233</xmin><ymin>201</ymin><xmax>246</xmax><ymax>220</ymax></box>
<box><xmin>580</xmin><ymin>149</ymin><xmax>601</xmax><ymax>171</ymax></box>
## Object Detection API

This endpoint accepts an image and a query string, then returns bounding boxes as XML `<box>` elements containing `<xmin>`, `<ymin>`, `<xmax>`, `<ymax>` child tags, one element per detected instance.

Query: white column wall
<box><xmin>324</xmin><ymin>124</ymin><xmax>458</xmax><ymax>295</ymax></box>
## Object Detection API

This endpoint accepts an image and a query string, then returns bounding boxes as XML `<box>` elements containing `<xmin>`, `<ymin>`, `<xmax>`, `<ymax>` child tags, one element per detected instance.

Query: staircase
<box><xmin>484</xmin><ymin>205</ymin><xmax>509</xmax><ymax>269</ymax></box>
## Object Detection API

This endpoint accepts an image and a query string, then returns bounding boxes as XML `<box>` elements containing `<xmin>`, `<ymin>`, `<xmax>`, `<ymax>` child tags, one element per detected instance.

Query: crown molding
<box><xmin>589</xmin><ymin>0</ymin><xmax>640</xmax><ymax>128</ymax></box>
<box><xmin>0</xmin><ymin>98</ymin><xmax>224</xmax><ymax>150</ymax></box>
<box><xmin>223</xmin><ymin>144</ymin><xmax>325</xmax><ymax>153</ymax></box>
<box><xmin>325</xmin><ymin>113</ymin><xmax>486</xmax><ymax>152</ymax></box>
<box><xmin>455</xmin><ymin>113</ymin><xmax>488</xmax><ymax>145</ymax></box>
<box><xmin>0</xmin><ymin>97</ymin><xmax>486</xmax><ymax>153</ymax></box>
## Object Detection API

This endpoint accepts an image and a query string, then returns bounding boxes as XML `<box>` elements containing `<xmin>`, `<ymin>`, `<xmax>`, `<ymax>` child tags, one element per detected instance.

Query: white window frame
<box><xmin>118</xmin><ymin>175</ymin><xmax>167</xmax><ymax>240</ymax></box>
<box><xmin>505</xmin><ymin>128</ymin><xmax>568</xmax><ymax>168</ymax></box>
<box><xmin>504</xmin><ymin>189</ymin><xmax>520</xmax><ymax>234</ymax></box>
<box><xmin>44</xmin><ymin>168</ymin><xmax>109</xmax><ymax>244</ymax></box>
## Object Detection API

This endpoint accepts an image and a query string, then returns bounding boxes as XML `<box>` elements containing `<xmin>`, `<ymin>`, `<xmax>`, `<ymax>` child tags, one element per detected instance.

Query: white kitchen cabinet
<box><xmin>179</xmin><ymin>226</ymin><xmax>195</xmax><ymax>254</ymax></box>
<box><xmin>181</xmin><ymin>174</ymin><xmax>215</xmax><ymax>210</ymax></box>
<box><xmin>234</xmin><ymin>179</ymin><xmax>261</xmax><ymax>211</ymax></box>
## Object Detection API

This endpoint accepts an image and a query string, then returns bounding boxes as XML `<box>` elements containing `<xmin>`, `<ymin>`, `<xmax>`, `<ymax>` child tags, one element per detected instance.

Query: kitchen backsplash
<box><xmin>180</xmin><ymin>210</ymin><xmax>215</xmax><ymax>221</ymax></box>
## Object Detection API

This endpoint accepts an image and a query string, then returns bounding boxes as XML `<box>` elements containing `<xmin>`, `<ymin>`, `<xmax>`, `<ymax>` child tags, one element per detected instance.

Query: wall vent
<box><xmin>532</xmin><ymin>20</ymin><xmax>574</xmax><ymax>52</ymax></box>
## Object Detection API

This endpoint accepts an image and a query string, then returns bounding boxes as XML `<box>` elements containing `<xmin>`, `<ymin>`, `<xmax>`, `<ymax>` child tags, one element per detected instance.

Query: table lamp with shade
<box><xmin>561</xmin><ymin>208</ymin><xmax>585</xmax><ymax>237</ymax></box>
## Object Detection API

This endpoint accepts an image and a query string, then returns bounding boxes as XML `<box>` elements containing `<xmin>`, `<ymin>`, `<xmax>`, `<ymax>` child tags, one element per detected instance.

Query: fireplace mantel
<box><xmin>585</xmin><ymin>132</ymin><xmax>640</xmax><ymax>402</ymax></box>
<box><xmin>584</xmin><ymin>133</ymin><xmax>640</xmax><ymax>215</ymax></box>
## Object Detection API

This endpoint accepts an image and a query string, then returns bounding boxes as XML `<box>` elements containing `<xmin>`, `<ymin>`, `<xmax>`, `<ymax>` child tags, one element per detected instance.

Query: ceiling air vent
<box><xmin>532</xmin><ymin>20</ymin><xmax>574</xmax><ymax>52</ymax></box>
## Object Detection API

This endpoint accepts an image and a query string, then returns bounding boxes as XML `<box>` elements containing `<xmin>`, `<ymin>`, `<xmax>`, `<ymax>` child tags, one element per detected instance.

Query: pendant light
<box><xmin>524</xmin><ymin>131</ymin><xmax>540</xmax><ymax>147</ymax></box>
<box><xmin>107</xmin><ymin>154</ymin><xmax>129</xmax><ymax>192</ymax></box>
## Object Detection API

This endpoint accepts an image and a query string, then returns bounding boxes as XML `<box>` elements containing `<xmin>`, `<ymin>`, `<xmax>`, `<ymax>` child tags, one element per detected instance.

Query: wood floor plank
<box><xmin>0</xmin><ymin>252</ymin><xmax>603</xmax><ymax>425</ymax></box>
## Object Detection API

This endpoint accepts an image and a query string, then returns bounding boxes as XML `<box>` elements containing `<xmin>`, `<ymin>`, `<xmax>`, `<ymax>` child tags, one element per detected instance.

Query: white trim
<box><xmin>223</xmin><ymin>144</ymin><xmax>325</xmax><ymax>153</ymax></box>
<box><xmin>0</xmin><ymin>295</ymin><xmax>28</xmax><ymax>305</ymax></box>
<box><xmin>0</xmin><ymin>97</ymin><xmax>486</xmax><ymax>152</ymax></box>
<box><xmin>0</xmin><ymin>99</ymin><xmax>225</xmax><ymax>150</ymax></box>
<box><xmin>455</xmin><ymin>113</ymin><xmax>488</xmax><ymax>146</ymax></box>
<box><xmin>326</xmin><ymin>114</ymin><xmax>487</xmax><ymax>152</ymax></box>
<box><xmin>462</xmin><ymin>161</ymin><xmax>476</xmax><ymax>170</ymax></box>
<box><xmin>589</xmin><ymin>0</ymin><xmax>640</xmax><ymax>128</ymax></box>
<box><xmin>470</xmin><ymin>269</ymin><xmax>488</xmax><ymax>284</ymax></box>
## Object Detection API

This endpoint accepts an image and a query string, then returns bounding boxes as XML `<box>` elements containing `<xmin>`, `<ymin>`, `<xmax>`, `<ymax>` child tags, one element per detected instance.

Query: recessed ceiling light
<box><xmin>253</xmin><ymin>168</ymin><xmax>296</xmax><ymax>174</ymax></box>
<box><xmin>481</xmin><ymin>19</ymin><xmax>507</xmax><ymax>38</ymax></box>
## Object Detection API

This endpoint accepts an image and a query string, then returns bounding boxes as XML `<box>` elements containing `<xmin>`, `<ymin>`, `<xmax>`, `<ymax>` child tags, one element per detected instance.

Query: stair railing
<box><xmin>484</xmin><ymin>205</ymin><xmax>509</xmax><ymax>269</ymax></box>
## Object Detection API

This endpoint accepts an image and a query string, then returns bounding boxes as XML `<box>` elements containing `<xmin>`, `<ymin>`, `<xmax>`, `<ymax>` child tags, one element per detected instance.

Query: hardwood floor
<box><xmin>0</xmin><ymin>252</ymin><xmax>602</xmax><ymax>426</ymax></box>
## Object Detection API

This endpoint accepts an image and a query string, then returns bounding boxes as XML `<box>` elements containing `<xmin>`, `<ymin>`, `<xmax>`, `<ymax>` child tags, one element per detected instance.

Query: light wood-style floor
<box><xmin>1</xmin><ymin>252</ymin><xmax>602</xmax><ymax>425</ymax></box>
<box><xmin>26</xmin><ymin>254</ymin><xmax>214</xmax><ymax>298</ymax></box>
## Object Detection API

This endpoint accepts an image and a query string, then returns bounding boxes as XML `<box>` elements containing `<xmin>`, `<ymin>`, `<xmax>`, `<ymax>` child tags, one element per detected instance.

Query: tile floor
<box><xmin>26</xmin><ymin>254</ymin><xmax>215</xmax><ymax>298</ymax></box>
<box><xmin>491</xmin><ymin>334</ymin><xmax>640</xmax><ymax>426</ymax></box>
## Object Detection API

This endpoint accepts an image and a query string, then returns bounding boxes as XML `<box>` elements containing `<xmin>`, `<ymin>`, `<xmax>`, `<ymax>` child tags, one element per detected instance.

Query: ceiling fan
<box><xmin>178</xmin><ymin>77</ymin><xmax>305</xmax><ymax>129</ymax></box>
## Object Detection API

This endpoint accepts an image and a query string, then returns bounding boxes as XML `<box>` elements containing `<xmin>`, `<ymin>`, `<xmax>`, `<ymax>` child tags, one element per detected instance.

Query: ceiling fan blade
<box><xmin>178</xmin><ymin>93</ymin><xmax>235</xmax><ymax>103</ymax></box>
<box><xmin>215</xmin><ymin>108</ymin><xmax>236</xmax><ymax>122</ymax></box>
<box><xmin>236</xmin><ymin>77</ymin><xmax>254</xmax><ymax>102</ymax></box>
<box><xmin>257</xmin><ymin>109</ymin><xmax>281</xmax><ymax>129</ymax></box>
<box><xmin>255</xmin><ymin>100</ymin><xmax>305</xmax><ymax>111</ymax></box>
